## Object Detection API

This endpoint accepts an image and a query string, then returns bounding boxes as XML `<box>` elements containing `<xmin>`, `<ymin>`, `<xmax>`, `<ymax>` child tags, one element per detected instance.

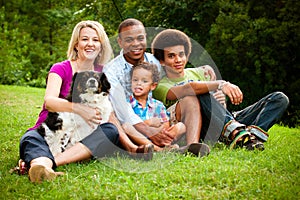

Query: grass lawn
<box><xmin>0</xmin><ymin>84</ymin><xmax>299</xmax><ymax>199</ymax></box>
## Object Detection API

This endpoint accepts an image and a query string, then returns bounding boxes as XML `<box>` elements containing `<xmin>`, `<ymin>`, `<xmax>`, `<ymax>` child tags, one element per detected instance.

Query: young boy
<box><xmin>127</xmin><ymin>61</ymin><xmax>187</xmax><ymax>151</ymax></box>
<box><xmin>151</xmin><ymin>29</ymin><xmax>288</xmax><ymax>150</ymax></box>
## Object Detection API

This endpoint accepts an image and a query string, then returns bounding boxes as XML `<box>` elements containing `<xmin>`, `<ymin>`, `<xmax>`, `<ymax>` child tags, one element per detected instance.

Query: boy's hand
<box><xmin>149</xmin><ymin>129</ymin><xmax>174</xmax><ymax>147</ymax></box>
<box><xmin>200</xmin><ymin>65</ymin><xmax>216</xmax><ymax>81</ymax></box>
<box><xmin>213</xmin><ymin>90</ymin><xmax>227</xmax><ymax>108</ymax></box>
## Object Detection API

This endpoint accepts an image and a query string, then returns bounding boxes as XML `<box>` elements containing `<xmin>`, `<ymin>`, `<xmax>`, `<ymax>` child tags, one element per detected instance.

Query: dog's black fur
<box><xmin>67</xmin><ymin>71</ymin><xmax>111</xmax><ymax>103</ymax></box>
<box><xmin>37</xmin><ymin>112</ymin><xmax>62</xmax><ymax>136</ymax></box>
<box><xmin>37</xmin><ymin>71</ymin><xmax>113</xmax><ymax>155</ymax></box>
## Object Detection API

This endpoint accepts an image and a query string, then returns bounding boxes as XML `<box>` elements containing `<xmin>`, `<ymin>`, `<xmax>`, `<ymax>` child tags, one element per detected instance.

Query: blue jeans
<box><xmin>233</xmin><ymin>92</ymin><xmax>289</xmax><ymax>132</ymax></box>
<box><xmin>20</xmin><ymin>122</ymin><xmax>119</xmax><ymax>168</ymax></box>
<box><xmin>198</xmin><ymin>93</ymin><xmax>237</xmax><ymax>143</ymax></box>
<box><xmin>199</xmin><ymin>92</ymin><xmax>288</xmax><ymax>143</ymax></box>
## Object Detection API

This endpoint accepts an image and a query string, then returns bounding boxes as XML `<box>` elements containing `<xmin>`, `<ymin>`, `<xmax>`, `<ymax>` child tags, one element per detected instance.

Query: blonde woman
<box><xmin>19</xmin><ymin>21</ymin><xmax>119</xmax><ymax>183</ymax></box>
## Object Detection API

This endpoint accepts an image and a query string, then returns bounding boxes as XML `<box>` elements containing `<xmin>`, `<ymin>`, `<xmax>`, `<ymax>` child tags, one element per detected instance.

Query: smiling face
<box><xmin>131</xmin><ymin>68</ymin><xmax>156</xmax><ymax>99</ymax></box>
<box><xmin>75</xmin><ymin>27</ymin><xmax>101</xmax><ymax>62</ymax></box>
<box><xmin>118</xmin><ymin>25</ymin><xmax>147</xmax><ymax>65</ymax></box>
<box><xmin>160</xmin><ymin>45</ymin><xmax>187</xmax><ymax>78</ymax></box>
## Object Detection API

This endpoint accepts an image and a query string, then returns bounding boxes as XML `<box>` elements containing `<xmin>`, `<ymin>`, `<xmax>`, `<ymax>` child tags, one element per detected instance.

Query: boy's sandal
<box><xmin>177</xmin><ymin>143</ymin><xmax>210</xmax><ymax>157</ymax></box>
<box><xmin>28</xmin><ymin>165</ymin><xmax>64</xmax><ymax>183</ymax></box>
<box><xmin>229</xmin><ymin>130</ymin><xmax>264</xmax><ymax>151</ymax></box>
<box><xmin>135</xmin><ymin>144</ymin><xmax>154</xmax><ymax>161</ymax></box>
<box><xmin>243</xmin><ymin>134</ymin><xmax>265</xmax><ymax>151</ymax></box>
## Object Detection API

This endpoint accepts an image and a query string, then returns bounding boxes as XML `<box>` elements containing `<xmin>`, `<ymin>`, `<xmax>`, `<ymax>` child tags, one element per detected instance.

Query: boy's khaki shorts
<box><xmin>167</xmin><ymin>101</ymin><xmax>179</xmax><ymax>126</ymax></box>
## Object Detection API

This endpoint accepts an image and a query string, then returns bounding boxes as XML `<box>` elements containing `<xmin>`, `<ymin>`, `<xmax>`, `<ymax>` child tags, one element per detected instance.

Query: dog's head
<box><xmin>67</xmin><ymin>71</ymin><xmax>111</xmax><ymax>103</ymax></box>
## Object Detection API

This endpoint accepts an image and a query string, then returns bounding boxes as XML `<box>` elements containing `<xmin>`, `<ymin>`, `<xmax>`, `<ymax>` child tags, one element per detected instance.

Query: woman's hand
<box><xmin>73</xmin><ymin>103</ymin><xmax>102</xmax><ymax>128</ymax></box>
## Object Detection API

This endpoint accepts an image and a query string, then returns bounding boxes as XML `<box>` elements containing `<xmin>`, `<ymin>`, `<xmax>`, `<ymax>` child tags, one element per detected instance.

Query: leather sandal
<box><xmin>135</xmin><ymin>144</ymin><xmax>154</xmax><ymax>161</ymax></box>
<box><xmin>9</xmin><ymin>159</ymin><xmax>28</xmax><ymax>175</ymax></box>
<box><xmin>177</xmin><ymin>143</ymin><xmax>210</xmax><ymax>157</ymax></box>
<box><xmin>18</xmin><ymin>159</ymin><xmax>28</xmax><ymax>175</ymax></box>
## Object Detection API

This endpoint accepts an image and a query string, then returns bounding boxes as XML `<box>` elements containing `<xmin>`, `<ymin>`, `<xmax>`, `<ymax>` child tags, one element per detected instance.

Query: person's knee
<box><xmin>177</xmin><ymin>96</ymin><xmax>201</xmax><ymax>120</ymax></box>
<box><xmin>101</xmin><ymin>123</ymin><xmax>119</xmax><ymax>143</ymax></box>
<box><xmin>273</xmin><ymin>91</ymin><xmax>289</xmax><ymax>109</ymax></box>
<box><xmin>180</xmin><ymin>96</ymin><xmax>200</xmax><ymax>108</ymax></box>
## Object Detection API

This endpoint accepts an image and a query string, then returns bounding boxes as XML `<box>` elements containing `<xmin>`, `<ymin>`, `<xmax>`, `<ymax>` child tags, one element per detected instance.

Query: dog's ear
<box><xmin>67</xmin><ymin>72</ymin><xmax>83</xmax><ymax>103</ymax></box>
<box><xmin>100</xmin><ymin>73</ymin><xmax>111</xmax><ymax>93</ymax></box>
<box><xmin>66</xmin><ymin>72</ymin><xmax>79</xmax><ymax>102</ymax></box>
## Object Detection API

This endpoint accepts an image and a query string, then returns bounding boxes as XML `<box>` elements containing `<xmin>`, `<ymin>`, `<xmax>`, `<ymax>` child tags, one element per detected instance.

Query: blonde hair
<box><xmin>67</xmin><ymin>20</ymin><xmax>113</xmax><ymax>65</ymax></box>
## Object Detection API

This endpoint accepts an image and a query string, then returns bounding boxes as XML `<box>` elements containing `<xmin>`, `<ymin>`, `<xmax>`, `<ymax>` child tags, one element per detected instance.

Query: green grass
<box><xmin>0</xmin><ymin>84</ymin><xmax>299</xmax><ymax>199</ymax></box>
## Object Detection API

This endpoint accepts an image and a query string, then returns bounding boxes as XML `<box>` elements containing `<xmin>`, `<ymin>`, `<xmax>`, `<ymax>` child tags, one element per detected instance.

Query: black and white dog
<box><xmin>37</xmin><ymin>71</ymin><xmax>113</xmax><ymax>156</ymax></box>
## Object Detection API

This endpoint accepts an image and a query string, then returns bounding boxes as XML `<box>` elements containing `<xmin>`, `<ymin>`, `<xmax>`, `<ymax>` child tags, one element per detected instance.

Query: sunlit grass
<box><xmin>0</xmin><ymin>85</ymin><xmax>299</xmax><ymax>199</ymax></box>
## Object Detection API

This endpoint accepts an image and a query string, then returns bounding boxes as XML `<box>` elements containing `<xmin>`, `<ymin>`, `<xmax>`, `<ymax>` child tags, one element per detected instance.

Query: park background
<box><xmin>0</xmin><ymin>0</ymin><xmax>299</xmax><ymax>127</ymax></box>
<box><xmin>0</xmin><ymin>1</ymin><xmax>299</xmax><ymax>199</ymax></box>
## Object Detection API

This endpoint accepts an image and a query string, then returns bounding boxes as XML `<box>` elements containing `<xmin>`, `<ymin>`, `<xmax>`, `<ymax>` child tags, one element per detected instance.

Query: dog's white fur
<box><xmin>41</xmin><ymin>72</ymin><xmax>113</xmax><ymax>156</ymax></box>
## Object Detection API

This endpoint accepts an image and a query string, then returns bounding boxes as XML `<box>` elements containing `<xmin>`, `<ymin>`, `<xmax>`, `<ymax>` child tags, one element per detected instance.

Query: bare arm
<box><xmin>166</xmin><ymin>80</ymin><xmax>222</xmax><ymax>100</ymax></box>
<box><xmin>166</xmin><ymin>80</ymin><xmax>243</xmax><ymax>105</ymax></box>
<box><xmin>144</xmin><ymin>117</ymin><xmax>163</xmax><ymax>128</ymax></box>
<box><xmin>44</xmin><ymin>73</ymin><xmax>101</xmax><ymax>126</ymax></box>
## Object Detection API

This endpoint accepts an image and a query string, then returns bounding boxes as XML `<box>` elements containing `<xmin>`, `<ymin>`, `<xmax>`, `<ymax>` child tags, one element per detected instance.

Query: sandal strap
<box><xmin>229</xmin><ymin>130</ymin><xmax>251</xmax><ymax>149</ymax></box>
<box><xmin>243</xmin><ymin>134</ymin><xmax>265</xmax><ymax>151</ymax></box>
<box><xmin>247</xmin><ymin>125</ymin><xmax>269</xmax><ymax>142</ymax></box>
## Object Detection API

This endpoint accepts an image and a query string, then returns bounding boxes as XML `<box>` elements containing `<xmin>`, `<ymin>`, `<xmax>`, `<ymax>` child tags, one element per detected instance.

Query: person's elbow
<box><xmin>44</xmin><ymin>96</ymin><xmax>56</xmax><ymax>112</ymax></box>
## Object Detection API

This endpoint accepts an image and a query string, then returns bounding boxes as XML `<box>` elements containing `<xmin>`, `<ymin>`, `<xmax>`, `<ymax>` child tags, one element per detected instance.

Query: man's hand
<box><xmin>144</xmin><ymin>117</ymin><xmax>162</xmax><ymax>127</ymax></box>
<box><xmin>134</xmin><ymin>122</ymin><xmax>174</xmax><ymax>147</ymax></box>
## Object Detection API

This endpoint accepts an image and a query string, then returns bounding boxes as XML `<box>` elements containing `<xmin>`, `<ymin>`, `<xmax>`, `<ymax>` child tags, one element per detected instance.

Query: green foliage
<box><xmin>205</xmin><ymin>0</ymin><xmax>300</xmax><ymax>127</ymax></box>
<box><xmin>0</xmin><ymin>85</ymin><xmax>299</xmax><ymax>199</ymax></box>
<box><xmin>0</xmin><ymin>0</ymin><xmax>299</xmax><ymax>126</ymax></box>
